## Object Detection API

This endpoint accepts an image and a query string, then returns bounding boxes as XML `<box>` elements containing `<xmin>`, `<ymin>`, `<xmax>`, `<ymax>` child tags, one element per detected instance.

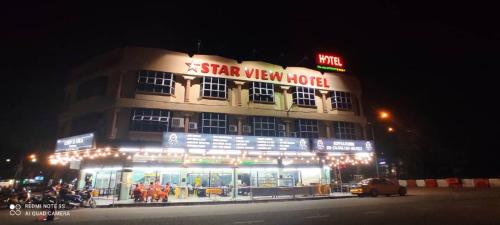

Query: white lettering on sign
<box><xmin>317</xmin><ymin>54</ymin><xmax>343</xmax><ymax>67</ymax></box>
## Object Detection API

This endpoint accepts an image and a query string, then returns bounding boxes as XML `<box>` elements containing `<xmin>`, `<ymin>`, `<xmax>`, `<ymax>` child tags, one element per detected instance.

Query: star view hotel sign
<box><xmin>185</xmin><ymin>61</ymin><xmax>333</xmax><ymax>89</ymax></box>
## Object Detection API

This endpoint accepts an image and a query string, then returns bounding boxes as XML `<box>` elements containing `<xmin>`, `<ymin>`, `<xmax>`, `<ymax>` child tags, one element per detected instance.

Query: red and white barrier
<box><xmin>473</xmin><ymin>179</ymin><xmax>489</xmax><ymax>188</ymax></box>
<box><xmin>425</xmin><ymin>179</ymin><xmax>437</xmax><ymax>187</ymax></box>
<box><xmin>406</xmin><ymin>180</ymin><xmax>417</xmax><ymax>187</ymax></box>
<box><xmin>446</xmin><ymin>178</ymin><xmax>461</xmax><ymax>188</ymax></box>
<box><xmin>396</xmin><ymin>178</ymin><xmax>500</xmax><ymax>188</ymax></box>
<box><xmin>436</xmin><ymin>179</ymin><xmax>448</xmax><ymax>187</ymax></box>
<box><xmin>416</xmin><ymin>179</ymin><xmax>426</xmax><ymax>187</ymax></box>
<box><xmin>461</xmin><ymin>179</ymin><xmax>474</xmax><ymax>188</ymax></box>
<box><xmin>489</xmin><ymin>179</ymin><xmax>500</xmax><ymax>187</ymax></box>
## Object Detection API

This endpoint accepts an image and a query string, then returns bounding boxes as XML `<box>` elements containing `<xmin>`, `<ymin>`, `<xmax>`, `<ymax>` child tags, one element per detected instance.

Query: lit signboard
<box><xmin>316</xmin><ymin>53</ymin><xmax>346</xmax><ymax>72</ymax></box>
<box><xmin>312</xmin><ymin>139</ymin><xmax>374</xmax><ymax>152</ymax></box>
<box><xmin>163</xmin><ymin>132</ymin><xmax>310</xmax><ymax>152</ymax></box>
<box><xmin>55</xmin><ymin>133</ymin><xmax>95</xmax><ymax>152</ymax></box>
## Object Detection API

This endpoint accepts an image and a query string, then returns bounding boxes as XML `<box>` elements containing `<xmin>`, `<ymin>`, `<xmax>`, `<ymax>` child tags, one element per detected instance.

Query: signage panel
<box><xmin>163</xmin><ymin>132</ymin><xmax>310</xmax><ymax>151</ymax></box>
<box><xmin>312</xmin><ymin>139</ymin><xmax>374</xmax><ymax>153</ymax></box>
<box><xmin>55</xmin><ymin>133</ymin><xmax>95</xmax><ymax>152</ymax></box>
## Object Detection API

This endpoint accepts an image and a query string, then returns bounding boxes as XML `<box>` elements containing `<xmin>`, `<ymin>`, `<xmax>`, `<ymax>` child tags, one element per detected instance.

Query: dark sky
<box><xmin>1</xmin><ymin>2</ymin><xmax>499</xmax><ymax>177</ymax></box>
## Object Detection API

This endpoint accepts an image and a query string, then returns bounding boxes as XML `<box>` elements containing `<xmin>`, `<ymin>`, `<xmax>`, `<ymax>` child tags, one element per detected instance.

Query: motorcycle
<box><xmin>75</xmin><ymin>189</ymin><xmax>96</xmax><ymax>208</ymax></box>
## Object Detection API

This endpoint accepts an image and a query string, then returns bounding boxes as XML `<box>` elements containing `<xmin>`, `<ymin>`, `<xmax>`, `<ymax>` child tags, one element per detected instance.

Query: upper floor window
<box><xmin>136</xmin><ymin>70</ymin><xmax>175</xmax><ymax>95</ymax></box>
<box><xmin>333</xmin><ymin>121</ymin><xmax>357</xmax><ymax>140</ymax></box>
<box><xmin>252</xmin><ymin>116</ymin><xmax>277</xmax><ymax>136</ymax></box>
<box><xmin>250</xmin><ymin>82</ymin><xmax>274</xmax><ymax>103</ymax></box>
<box><xmin>76</xmin><ymin>76</ymin><xmax>108</xmax><ymax>101</ymax></box>
<box><xmin>331</xmin><ymin>91</ymin><xmax>352</xmax><ymax>111</ymax></box>
<box><xmin>201</xmin><ymin>112</ymin><xmax>227</xmax><ymax>134</ymax></box>
<box><xmin>296</xmin><ymin>119</ymin><xmax>319</xmax><ymax>138</ymax></box>
<box><xmin>202</xmin><ymin>77</ymin><xmax>227</xmax><ymax>99</ymax></box>
<box><xmin>130</xmin><ymin>108</ymin><xmax>170</xmax><ymax>132</ymax></box>
<box><xmin>292</xmin><ymin>87</ymin><xmax>316</xmax><ymax>107</ymax></box>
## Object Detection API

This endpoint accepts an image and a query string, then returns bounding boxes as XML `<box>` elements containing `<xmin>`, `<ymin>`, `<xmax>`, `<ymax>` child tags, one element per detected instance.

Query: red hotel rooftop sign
<box><xmin>316</xmin><ymin>53</ymin><xmax>346</xmax><ymax>72</ymax></box>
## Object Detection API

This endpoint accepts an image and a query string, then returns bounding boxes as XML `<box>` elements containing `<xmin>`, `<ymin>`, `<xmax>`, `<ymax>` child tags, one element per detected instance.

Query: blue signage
<box><xmin>55</xmin><ymin>133</ymin><xmax>95</xmax><ymax>152</ymax></box>
<box><xmin>163</xmin><ymin>132</ymin><xmax>310</xmax><ymax>151</ymax></box>
<box><xmin>312</xmin><ymin>139</ymin><xmax>374</xmax><ymax>153</ymax></box>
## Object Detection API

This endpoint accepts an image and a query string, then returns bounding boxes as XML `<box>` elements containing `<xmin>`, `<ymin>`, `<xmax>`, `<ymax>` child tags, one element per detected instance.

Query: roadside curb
<box><xmin>97</xmin><ymin>195</ymin><xmax>356</xmax><ymax>208</ymax></box>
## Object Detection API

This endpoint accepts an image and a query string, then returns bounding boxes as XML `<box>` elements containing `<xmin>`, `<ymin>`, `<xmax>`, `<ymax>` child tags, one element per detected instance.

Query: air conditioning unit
<box><xmin>228</xmin><ymin>125</ymin><xmax>238</xmax><ymax>133</ymax></box>
<box><xmin>188</xmin><ymin>122</ymin><xmax>198</xmax><ymax>130</ymax></box>
<box><xmin>243</xmin><ymin>125</ymin><xmax>252</xmax><ymax>134</ymax></box>
<box><xmin>171</xmin><ymin>117</ymin><xmax>185</xmax><ymax>128</ymax></box>
<box><xmin>277</xmin><ymin>124</ymin><xmax>286</xmax><ymax>131</ymax></box>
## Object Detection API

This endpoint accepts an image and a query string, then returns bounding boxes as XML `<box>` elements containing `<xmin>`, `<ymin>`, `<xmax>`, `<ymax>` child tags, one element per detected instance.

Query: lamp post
<box><xmin>368</xmin><ymin>122</ymin><xmax>379</xmax><ymax>178</ymax></box>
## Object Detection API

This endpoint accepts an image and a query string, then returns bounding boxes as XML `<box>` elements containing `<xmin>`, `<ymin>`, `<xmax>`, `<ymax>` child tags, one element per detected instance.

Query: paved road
<box><xmin>2</xmin><ymin>188</ymin><xmax>500</xmax><ymax>225</ymax></box>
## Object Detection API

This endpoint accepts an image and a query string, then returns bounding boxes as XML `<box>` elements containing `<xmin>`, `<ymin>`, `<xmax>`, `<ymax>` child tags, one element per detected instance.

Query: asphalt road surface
<box><xmin>2</xmin><ymin>188</ymin><xmax>500</xmax><ymax>225</ymax></box>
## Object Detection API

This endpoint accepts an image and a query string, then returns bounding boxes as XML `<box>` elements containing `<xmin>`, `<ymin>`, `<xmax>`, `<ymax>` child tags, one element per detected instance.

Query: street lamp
<box><xmin>379</xmin><ymin>110</ymin><xmax>390</xmax><ymax>120</ymax></box>
<box><xmin>387</xmin><ymin>127</ymin><xmax>395</xmax><ymax>133</ymax></box>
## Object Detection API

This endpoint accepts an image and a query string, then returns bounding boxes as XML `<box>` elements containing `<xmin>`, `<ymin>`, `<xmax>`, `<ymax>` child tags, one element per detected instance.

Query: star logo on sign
<box><xmin>186</xmin><ymin>62</ymin><xmax>200</xmax><ymax>73</ymax></box>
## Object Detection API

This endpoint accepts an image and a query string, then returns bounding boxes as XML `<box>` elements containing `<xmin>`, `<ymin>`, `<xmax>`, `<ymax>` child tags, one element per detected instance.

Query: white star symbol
<box><xmin>186</xmin><ymin>62</ymin><xmax>200</xmax><ymax>72</ymax></box>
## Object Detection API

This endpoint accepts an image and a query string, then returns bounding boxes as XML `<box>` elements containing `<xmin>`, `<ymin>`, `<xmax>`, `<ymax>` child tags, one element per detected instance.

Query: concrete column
<box><xmin>233</xmin><ymin>81</ymin><xmax>245</xmax><ymax>106</ymax></box>
<box><xmin>280</xmin><ymin>86</ymin><xmax>291</xmax><ymax>111</ymax></box>
<box><xmin>119</xmin><ymin>169</ymin><xmax>132</xmax><ymax>201</ymax></box>
<box><xmin>109</xmin><ymin>108</ymin><xmax>119</xmax><ymax>139</ymax></box>
<box><xmin>115</xmin><ymin>71</ymin><xmax>124</xmax><ymax>99</ymax></box>
<box><xmin>183</xmin><ymin>75</ymin><xmax>196</xmax><ymax>102</ymax></box>
<box><xmin>77</xmin><ymin>170</ymin><xmax>86</xmax><ymax>190</ymax></box>
<box><xmin>184</xmin><ymin>113</ymin><xmax>191</xmax><ymax>133</ymax></box>
<box><xmin>324</xmin><ymin>121</ymin><xmax>332</xmax><ymax>138</ymax></box>
<box><xmin>282</xmin><ymin>119</ymin><xmax>293</xmax><ymax>137</ymax></box>
<box><xmin>237</xmin><ymin>117</ymin><xmax>244</xmax><ymax>135</ymax></box>
<box><xmin>232</xmin><ymin>167</ymin><xmax>237</xmax><ymax>199</ymax></box>
<box><xmin>319</xmin><ymin>90</ymin><xmax>329</xmax><ymax>113</ymax></box>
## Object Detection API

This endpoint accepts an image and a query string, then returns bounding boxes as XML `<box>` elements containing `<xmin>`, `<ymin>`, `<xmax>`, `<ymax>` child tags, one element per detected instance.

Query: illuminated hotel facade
<box><xmin>53</xmin><ymin>47</ymin><xmax>374</xmax><ymax>200</ymax></box>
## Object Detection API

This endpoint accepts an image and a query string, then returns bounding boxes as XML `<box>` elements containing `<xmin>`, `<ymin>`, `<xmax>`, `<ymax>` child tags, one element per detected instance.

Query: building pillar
<box><xmin>109</xmin><ymin>108</ymin><xmax>119</xmax><ymax>139</ymax></box>
<box><xmin>280</xmin><ymin>86</ymin><xmax>291</xmax><ymax>111</ymax></box>
<box><xmin>183</xmin><ymin>75</ymin><xmax>196</xmax><ymax>103</ymax></box>
<box><xmin>282</xmin><ymin>119</ymin><xmax>293</xmax><ymax>137</ymax></box>
<box><xmin>324</xmin><ymin>121</ymin><xmax>332</xmax><ymax>138</ymax></box>
<box><xmin>237</xmin><ymin>117</ymin><xmax>244</xmax><ymax>135</ymax></box>
<box><xmin>115</xmin><ymin>71</ymin><xmax>124</xmax><ymax>99</ymax></box>
<box><xmin>184</xmin><ymin>113</ymin><xmax>191</xmax><ymax>133</ymax></box>
<box><xmin>77</xmin><ymin>170</ymin><xmax>86</xmax><ymax>190</ymax></box>
<box><xmin>232</xmin><ymin>167</ymin><xmax>237</xmax><ymax>199</ymax></box>
<box><xmin>319</xmin><ymin>90</ymin><xmax>329</xmax><ymax>113</ymax></box>
<box><xmin>119</xmin><ymin>169</ymin><xmax>132</xmax><ymax>201</ymax></box>
<box><xmin>233</xmin><ymin>81</ymin><xmax>245</xmax><ymax>106</ymax></box>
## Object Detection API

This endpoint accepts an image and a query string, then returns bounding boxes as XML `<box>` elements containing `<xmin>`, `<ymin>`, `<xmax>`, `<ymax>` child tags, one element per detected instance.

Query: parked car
<box><xmin>350</xmin><ymin>178</ymin><xmax>406</xmax><ymax>197</ymax></box>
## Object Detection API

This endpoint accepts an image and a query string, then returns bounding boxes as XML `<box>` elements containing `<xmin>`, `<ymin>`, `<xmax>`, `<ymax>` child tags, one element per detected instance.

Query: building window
<box><xmin>130</xmin><ymin>108</ymin><xmax>170</xmax><ymax>132</ymax></box>
<box><xmin>249</xmin><ymin>82</ymin><xmax>274</xmax><ymax>103</ymax></box>
<box><xmin>76</xmin><ymin>76</ymin><xmax>108</xmax><ymax>101</ymax></box>
<box><xmin>252</xmin><ymin>116</ymin><xmax>277</xmax><ymax>136</ymax></box>
<box><xmin>202</xmin><ymin>77</ymin><xmax>227</xmax><ymax>99</ymax></box>
<box><xmin>331</xmin><ymin>91</ymin><xmax>352</xmax><ymax>111</ymax></box>
<box><xmin>333</xmin><ymin>121</ymin><xmax>357</xmax><ymax>140</ymax></box>
<box><xmin>292</xmin><ymin>87</ymin><xmax>316</xmax><ymax>106</ymax></box>
<box><xmin>201</xmin><ymin>113</ymin><xmax>227</xmax><ymax>134</ymax></box>
<box><xmin>136</xmin><ymin>70</ymin><xmax>175</xmax><ymax>95</ymax></box>
<box><xmin>296</xmin><ymin>119</ymin><xmax>319</xmax><ymax>138</ymax></box>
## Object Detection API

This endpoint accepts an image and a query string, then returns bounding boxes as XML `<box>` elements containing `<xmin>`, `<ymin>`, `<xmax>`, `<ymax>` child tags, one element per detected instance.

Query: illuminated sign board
<box><xmin>185</xmin><ymin>62</ymin><xmax>332</xmax><ymax>89</ymax></box>
<box><xmin>163</xmin><ymin>132</ymin><xmax>310</xmax><ymax>152</ymax></box>
<box><xmin>315</xmin><ymin>53</ymin><xmax>346</xmax><ymax>72</ymax></box>
<box><xmin>55</xmin><ymin>133</ymin><xmax>94</xmax><ymax>152</ymax></box>
<box><xmin>312</xmin><ymin>139</ymin><xmax>374</xmax><ymax>152</ymax></box>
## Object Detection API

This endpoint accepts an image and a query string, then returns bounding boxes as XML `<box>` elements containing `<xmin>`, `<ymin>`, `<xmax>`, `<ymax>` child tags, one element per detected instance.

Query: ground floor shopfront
<box><xmin>77</xmin><ymin>163</ymin><xmax>332</xmax><ymax>201</ymax></box>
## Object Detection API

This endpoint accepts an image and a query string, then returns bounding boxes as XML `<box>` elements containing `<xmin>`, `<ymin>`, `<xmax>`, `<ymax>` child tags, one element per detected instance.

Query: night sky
<box><xmin>1</xmin><ymin>2</ymin><xmax>499</xmax><ymax>177</ymax></box>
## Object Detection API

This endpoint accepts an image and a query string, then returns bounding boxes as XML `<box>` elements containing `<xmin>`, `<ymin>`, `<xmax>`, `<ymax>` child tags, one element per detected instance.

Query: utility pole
<box><xmin>369</xmin><ymin>122</ymin><xmax>380</xmax><ymax>178</ymax></box>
